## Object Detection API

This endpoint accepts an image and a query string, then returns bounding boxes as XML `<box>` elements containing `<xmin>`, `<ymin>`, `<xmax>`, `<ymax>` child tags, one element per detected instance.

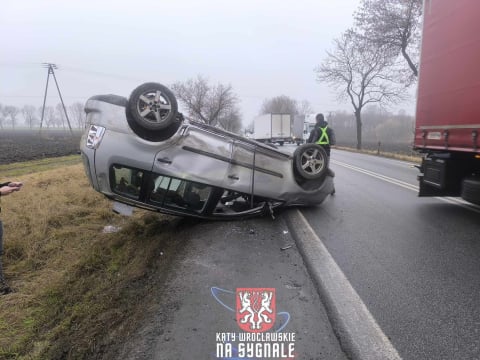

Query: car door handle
<box><xmin>157</xmin><ymin>158</ymin><xmax>172</xmax><ymax>164</ymax></box>
<box><xmin>228</xmin><ymin>175</ymin><xmax>239</xmax><ymax>180</ymax></box>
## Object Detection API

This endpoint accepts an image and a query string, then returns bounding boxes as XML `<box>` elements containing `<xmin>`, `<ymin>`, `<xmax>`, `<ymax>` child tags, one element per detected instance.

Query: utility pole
<box><xmin>40</xmin><ymin>63</ymin><xmax>73</xmax><ymax>133</ymax></box>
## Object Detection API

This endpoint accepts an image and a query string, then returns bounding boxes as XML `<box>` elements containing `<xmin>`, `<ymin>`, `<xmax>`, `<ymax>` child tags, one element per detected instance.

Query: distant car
<box><xmin>80</xmin><ymin>82</ymin><xmax>335</xmax><ymax>219</ymax></box>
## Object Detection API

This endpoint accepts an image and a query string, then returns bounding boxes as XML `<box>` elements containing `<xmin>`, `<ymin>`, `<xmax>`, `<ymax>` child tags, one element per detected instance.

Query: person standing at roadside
<box><xmin>307</xmin><ymin>113</ymin><xmax>336</xmax><ymax>156</ymax></box>
<box><xmin>0</xmin><ymin>181</ymin><xmax>23</xmax><ymax>295</ymax></box>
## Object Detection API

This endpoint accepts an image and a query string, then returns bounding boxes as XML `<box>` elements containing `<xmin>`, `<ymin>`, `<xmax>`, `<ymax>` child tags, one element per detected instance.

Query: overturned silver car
<box><xmin>80</xmin><ymin>83</ymin><xmax>335</xmax><ymax>219</ymax></box>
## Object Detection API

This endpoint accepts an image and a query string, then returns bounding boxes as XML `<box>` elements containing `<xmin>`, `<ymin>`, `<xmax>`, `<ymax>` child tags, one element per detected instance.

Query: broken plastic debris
<box><xmin>283</xmin><ymin>230</ymin><xmax>289</xmax><ymax>234</ymax></box>
<box><xmin>102</xmin><ymin>225</ymin><xmax>121</xmax><ymax>233</ymax></box>
<box><xmin>280</xmin><ymin>245</ymin><xmax>293</xmax><ymax>250</ymax></box>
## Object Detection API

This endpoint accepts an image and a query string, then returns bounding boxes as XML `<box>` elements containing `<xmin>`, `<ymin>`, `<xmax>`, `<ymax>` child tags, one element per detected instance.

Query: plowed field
<box><xmin>0</xmin><ymin>129</ymin><xmax>81</xmax><ymax>165</ymax></box>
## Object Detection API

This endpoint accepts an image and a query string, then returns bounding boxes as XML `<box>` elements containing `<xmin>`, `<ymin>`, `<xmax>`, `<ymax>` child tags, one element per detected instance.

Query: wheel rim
<box><xmin>300</xmin><ymin>148</ymin><xmax>325</xmax><ymax>175</ymax></box>
<box><xmin>136</xmin><ymin>90</ymin><xmax>173</xmax><ymax>124</ymax></box>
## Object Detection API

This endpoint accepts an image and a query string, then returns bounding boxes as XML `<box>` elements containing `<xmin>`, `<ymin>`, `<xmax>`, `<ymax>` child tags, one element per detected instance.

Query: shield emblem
<box><xmin>236</xmin><ymin>288</ymin><xmax>276</xmax><ymax>332</ymax></box>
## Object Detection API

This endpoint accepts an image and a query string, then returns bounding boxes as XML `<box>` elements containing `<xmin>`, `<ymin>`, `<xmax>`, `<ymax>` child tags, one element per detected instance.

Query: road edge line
<box><xmin>285</xmin><ymin>209</ymin><xmax>402</xmax><ymax>360</ymax></box>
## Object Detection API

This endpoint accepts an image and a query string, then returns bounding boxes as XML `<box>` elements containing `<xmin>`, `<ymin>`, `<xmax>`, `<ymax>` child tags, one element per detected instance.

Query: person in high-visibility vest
<box><xmin>307</xmin><ymin>113</ymin><xmax>336</xmax><ymax>156</ymax></box>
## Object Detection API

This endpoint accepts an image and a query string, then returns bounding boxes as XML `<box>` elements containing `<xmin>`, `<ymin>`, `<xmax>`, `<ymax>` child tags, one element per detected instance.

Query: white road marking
<box><xmin>332</xmin><ymin>159</ymin><xmax>480</xmax><ymax>214</ymax></box>
<box><xmin>287</xmin><ymin>210</ymin><xmax>403</xmax><ymax>360</ymax></box>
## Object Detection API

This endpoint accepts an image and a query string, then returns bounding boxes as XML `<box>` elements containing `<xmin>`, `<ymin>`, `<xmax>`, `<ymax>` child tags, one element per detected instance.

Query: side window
<box><xmin>111</xmin><ymin>165</ymin><xmax>144</xmax><ymax>200</ymax></box>
<box><xmin>147</xmin><ymin>174</ymin><xmax>212</xmax><ymax>212</ymax></box>
<box><xmin>148</xmin><ymin>175</ymin><xmax>171</xmax><ymax>204</ymax></box>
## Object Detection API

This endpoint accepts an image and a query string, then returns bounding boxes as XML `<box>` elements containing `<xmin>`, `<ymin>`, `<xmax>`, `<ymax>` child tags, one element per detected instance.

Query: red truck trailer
<box><xmin>414</xmin><ymin>0</ymin><xmax>480</xmax><ymax>205</ymax></box>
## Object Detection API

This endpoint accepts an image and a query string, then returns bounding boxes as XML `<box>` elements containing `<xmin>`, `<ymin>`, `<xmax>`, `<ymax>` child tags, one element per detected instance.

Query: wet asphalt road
<box><xmin>301</xmin><ymin>149</ymin><xmax>480</xmax><ymax>360</ymax></box>
<box><xmin>117</xmin><ymin>215</ymin><xmax>347</xmax><ymax>360</ymax></box>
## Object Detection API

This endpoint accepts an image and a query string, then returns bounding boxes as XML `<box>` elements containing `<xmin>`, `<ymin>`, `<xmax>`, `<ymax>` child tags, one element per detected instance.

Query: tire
<box><xmin>293</xmin><ymin>144</ymin><xmax>329</xmax><ymax>180</ymax></box>
<box><xmin>461</xmin><ymin>177</ymin><xmax>480</xmax><ymax>205</ymax></box>
<box><xmin>126</xmin><ymin>112</ymin><xmax>183</xmax><ymax>142</ymax></box>
<box><xmin>127</xmin><ymin>82</ymin><xmax>178</xmax><ymax>132</ymax></box>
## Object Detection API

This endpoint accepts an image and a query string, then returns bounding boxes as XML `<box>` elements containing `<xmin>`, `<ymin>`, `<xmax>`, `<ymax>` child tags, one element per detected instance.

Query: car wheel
<box><xmin>461</xmin><ymin>177</ymin><xmax>480</xmax><ymax>205</ymax></box>
<box><xmin>293</xmin><ymin>144</ymin><xmax>329</xmax><ymax>180</ymax></box>
<box><xmin>127</xmin><ymin>113</ymin><xmax>183</xmax><ymax>142</ymax></box>
<box><xmin>127</xmin><ymin>82</ymin><xmax>178</xmax><ymax>131</ymax></box>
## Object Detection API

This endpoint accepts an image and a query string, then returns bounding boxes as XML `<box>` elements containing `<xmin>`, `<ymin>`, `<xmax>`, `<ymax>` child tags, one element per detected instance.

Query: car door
<box><xmin>225</xmin><ymin>140</ymin><xmax>254</xmax><ymax>195</ymax></box>
<box><xmin>151</xmin><ymin>124</ymin><xmax>232</xmax><ymax>189</ymax></box>
<box><xmin>226</xmin><ymin>140</ymin><xmax>288</xmax><ymax>198</ymax></box>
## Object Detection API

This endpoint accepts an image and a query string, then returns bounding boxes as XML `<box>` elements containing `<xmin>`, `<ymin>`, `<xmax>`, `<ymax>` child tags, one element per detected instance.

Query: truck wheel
<box><xmin>126</xmin><ymin>82</ymin><xmax>178</xmax><ymax>132</ymax></box>
<box><xmin>461</xmin><ymin>177</ymin><xmax>480</xmax><ymax>205</ymax></box>
<box><xmin>293</xmin><ymin>144</ymin><xmax>329</xmax><ymax>180</ymax></box>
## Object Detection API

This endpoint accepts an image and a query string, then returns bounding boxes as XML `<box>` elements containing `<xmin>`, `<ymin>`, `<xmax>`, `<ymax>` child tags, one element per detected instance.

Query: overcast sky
<box><xmin>0</xmin><ymin>0</ymin><xmax>415</xmax><ymax>125</ymax></box>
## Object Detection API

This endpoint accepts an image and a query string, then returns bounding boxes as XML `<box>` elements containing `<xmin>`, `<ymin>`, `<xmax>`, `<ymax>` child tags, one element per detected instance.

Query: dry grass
<box><xmin>0</xmin><ymin>160</ymin><xmax>181</xmax><ymax>359</ymax></box>
<box><xmin>0</xmin><ymin>155</ymin><xmax>82</xmax><ymax>178</ymax></box>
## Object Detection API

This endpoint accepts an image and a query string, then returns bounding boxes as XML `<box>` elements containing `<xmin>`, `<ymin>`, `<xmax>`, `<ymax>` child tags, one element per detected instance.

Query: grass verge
<box><xmin>0</xmin><ymin>155</ymin><xmax>82</xmax><ymax>177</ymax></box>
<box><xmin>0</xmin><ymin>160</ymin><xmax>181</xmax><ymax>359</ymax></box>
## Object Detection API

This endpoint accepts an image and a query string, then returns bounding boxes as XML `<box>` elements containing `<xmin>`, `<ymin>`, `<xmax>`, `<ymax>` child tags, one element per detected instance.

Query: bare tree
<box><xmin>22</xmin><ymin>105</ymin><xmax>38</xmax><ymax>129</ymax></box>
<box><xmin>56</xmin><ymin>103</ymin><xmax>67</xmax><ymax>130</ymax></box>
<box><xmin>171</xmin><ymin>75</ymin><xmax>239</xmax><ymax>128</ymax></box>
<box><xmin>315</xmin><ymin>30</ymin><xmax>407</xmax><ymax>149</ymax></box>
<box><xmin>4</xmin><ymin>106</ymin><xmax>20</xmax><ymax>129</ymax></box>
<box><xmin>260</xmin><ymin>95</ymin><xmax>299</xmax><ymax>116</ymax></box>
<box><xmin>37</xmin><ymin>106</ymin><xmax>44</xmax><ymax>127</ymax></box>
<box><xmin>217</xmin><ymin>106</ymin><xmax>242</xmax><ymax>134</ymax></box>
<box><xmin>298</xmin><ymin>100</ymin><xmax>314</xmax><ymax>116</ymax></box>
<box><xmin>354</xmin><ymin>0</ymin><xmax>422</xmax><ymax>82</ymax></box>
<box><xmin>42</xmin><ymin>106</ymin><xmax>55</xmax><ymax>129</ymax></box>
<box><xmin>69</xmin><ymin>102</ymin><xmax>86</xmax><ymax>129</ymax></box>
